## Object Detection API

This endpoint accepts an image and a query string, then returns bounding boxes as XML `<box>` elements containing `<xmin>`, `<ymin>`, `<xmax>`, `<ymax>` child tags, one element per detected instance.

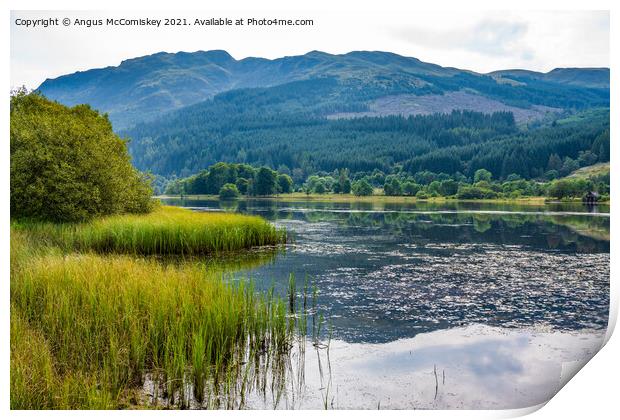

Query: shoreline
<box><xmin>155</xmin><ymin>193</ymin><xmax>610</xmax><ymax>206</ymax></box>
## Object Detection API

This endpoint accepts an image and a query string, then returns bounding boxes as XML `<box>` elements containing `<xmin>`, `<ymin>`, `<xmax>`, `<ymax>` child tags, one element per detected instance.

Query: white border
<box><xmin>2</xmin><ymin>1</ymin><xmax>616</xmax><ymax>419</ymax></box>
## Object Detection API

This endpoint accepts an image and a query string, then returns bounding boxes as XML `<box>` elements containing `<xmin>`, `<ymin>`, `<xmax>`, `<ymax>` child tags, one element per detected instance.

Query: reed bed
<box><xmin>10</xmin><ymin>230</ymin><xmax>296</xmax><ymax>408</ymax></box>
<box><xmin>12</xmin><ymin>205</ymin><xmax>286</xmax><ymax>256</ymax></box>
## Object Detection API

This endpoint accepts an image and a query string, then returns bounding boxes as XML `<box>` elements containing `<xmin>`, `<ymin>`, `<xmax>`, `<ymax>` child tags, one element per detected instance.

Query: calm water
<box><xmin>160</xmin><ymin>198</ymin><xmax>610</xmax><ymax>409</ymax></box>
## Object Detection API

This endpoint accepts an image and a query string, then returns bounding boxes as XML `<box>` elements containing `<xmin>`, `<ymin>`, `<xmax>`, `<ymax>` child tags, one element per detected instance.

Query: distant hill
<box><xmin>489</xmin><ymin>67</ymin><xmax>609</xmax><ymax>89</ymax></box>
<box><xmin>36</xmin><ymin>50</ymin><xmax>610</xmax><ymax>181</ymax></box>
<box><xmin>38</xmin><ymin>50</ymin><xmax>609</xmax><ymax>129</ymax></box>
<box><xmin>120</xmin><ymin>76</ymin><xmax>609</xmax><ymax>180</ymax></box>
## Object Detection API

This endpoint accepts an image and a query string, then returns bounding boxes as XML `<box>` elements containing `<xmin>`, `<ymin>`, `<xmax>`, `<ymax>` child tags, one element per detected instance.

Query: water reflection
<box><xmin>243</xmin><ymin>325</ymin><xmax>604</xmax><ymax>409</ymax></box>
<box><xmin>159</xmin><ymin>197</ymin><xmax>610</xmax><ymax>409</ymax></box>
<box><xmin>162</xmin><ymin>198</ymin><xmax>609</xmax><ymax>344</ymax></box>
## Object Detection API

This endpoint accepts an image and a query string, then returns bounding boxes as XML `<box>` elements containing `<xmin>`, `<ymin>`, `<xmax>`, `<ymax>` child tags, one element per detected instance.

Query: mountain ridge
<box><xmin>38</xmin><ymin>49</ymin><xmax>610</xmax><ymax>129</ymax></box>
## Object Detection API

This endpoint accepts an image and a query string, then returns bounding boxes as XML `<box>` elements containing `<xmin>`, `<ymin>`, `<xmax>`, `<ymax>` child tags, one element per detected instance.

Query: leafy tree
<box><xmin>560</xmin><ymin>157</ymin><xmax>579</xmax><ymax>177</ymax></box>
<box><xmin>314</xmin><ymin>182</ymin><xmax>326</xmax><ymax>194</ymax></box>
<box><xmin>402</xmin><ymin>182</ymin><xmax>421</xmax><ymax>196</ymax></box>
<box><xmin>277</xmin><ymin>174</ymin><xmax>293</xmax><ymax>193</ymax></box>
<box><xmin>474</xmin><ymin>169</ymin><xmax>492</xmax><ymax>183</ymax></box>
<box><xmin>352</xmin><ymin>179</ymin><xmax>373</xmax><ymax>196</ymax></box>
<box><xmin>415</xmin><ymin>190</ymin><xmax>429</xmax><ymax>199</ymax></box>
<box><xmin>338</xmin><ymin>169</ymin><xmax>352</xmax><ymax>194</ymax></box>
<box><xmin>341</xmin><ymin>178</ymin><xmax>352</xmax><ymax>194</ymax></box>
<box><xmin>547</xmin><ymin>178</ymin><xmax>593</xmax><ymax>199</ymax></box>
<box><xmin>253</xmin><ymin>167</ymin><xmax>277</xmax><ymax>195</ymax></box>
<box><xmin>457</xmin><ymin>186</ymin><xmax>487</xmax><ymax>199</ymax></box>
<box><xmin>438</xmin><ymin>179</ymin><xmax>458</xmax><ymax>196</ymax></box>
<box><xmin>427</xmin><ymin>180</ymin><xmax>441</xmax><ymax>195</ymax></box>
<box><xmin>544</xmin><ymin>170</ymin><xmax>559</xmax><ymax>181</ymax></box>
<box><xmin>578</xmin><ymin>151</ymin><xmax>597</xmax><ymax>166</ymax></box>
<box><xmin>219</xmin><ymin>183</ymin><xmax>240</xmax><ymax>199</ymax></box>
<box><xmin>235</xmin><ymin>178</ymin><xmax>250</xmax><ymax>194</ymax></box>
<box><xmin>10</xmin><ymin>90</ymin><xmax>153</xmax><ymax>222</ymax></box>
<box><xmin>384</xmin><ymin>177</ymin><xmax>402</xmax><ymax>196</ymax></box>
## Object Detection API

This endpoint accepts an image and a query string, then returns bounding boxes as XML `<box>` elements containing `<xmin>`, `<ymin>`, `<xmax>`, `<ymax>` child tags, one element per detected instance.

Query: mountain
<box><xmin>37</xmin><ymin>50</ymin><xmax>609</xmax><ymax>181</ymax></box>
<box><xmin>37</xmin><ymin>50</ymin><xmax>609</xmax><ymax>129</ymax></box>
<box><xmin>490</xmin><ymin>67</ymin><xmax>609</xmax><ymax>89</ymax></box>
<box><xmin>38</xmin><ymin>50</ymin><xmax>459</xmax><ymax>129</ymax></box>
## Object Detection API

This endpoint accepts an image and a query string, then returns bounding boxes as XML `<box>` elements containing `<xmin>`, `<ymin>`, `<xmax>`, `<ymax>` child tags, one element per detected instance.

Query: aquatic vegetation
<box><xmin>10</xmin><ymin>229</ymin><xmax>297</xmax><ymax>409</ymax></box>
<box><xmin>12</xmin><ymin>205</ymin><xmax>286</xmax><ymax>256</ymax></box>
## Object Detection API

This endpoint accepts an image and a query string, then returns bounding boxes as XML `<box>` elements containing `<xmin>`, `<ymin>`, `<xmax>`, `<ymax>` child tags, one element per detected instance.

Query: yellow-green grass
<box><xmin>565</xmin><ymin>162</ymin><xmax>610</xmax><ymax>179</ymax></box>
<box><xmin>11</xmin><ymin>309</ymin><xmax>115</xmax><ymax>409</ymax></box>
<box><xmin>12</xmin><ymin>205</ymin><xmax>285</xmax><ymax>256</ymax></box>
<box><xmin>10</xmin><ymin>230</ymin><xmax>293</xmax><ymax>409</ymax></box>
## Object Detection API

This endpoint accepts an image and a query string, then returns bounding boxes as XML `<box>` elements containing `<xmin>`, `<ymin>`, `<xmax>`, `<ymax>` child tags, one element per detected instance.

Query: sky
<box><xmin>10</xmin><ymin>9</ymin><xmax>610</xmax><ymax>89</ymax></box>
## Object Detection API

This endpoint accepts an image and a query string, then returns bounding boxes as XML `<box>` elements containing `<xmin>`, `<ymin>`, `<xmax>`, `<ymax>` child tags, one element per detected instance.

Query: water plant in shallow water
<box><xmin>10</xmin><ymin>230</ymin><xmax>297</xmax><ymax>408</ymax></box>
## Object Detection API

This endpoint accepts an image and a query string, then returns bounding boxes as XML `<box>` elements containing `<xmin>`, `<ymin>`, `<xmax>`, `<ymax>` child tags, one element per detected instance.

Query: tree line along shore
<box><xmin>163</xmin><ymin>161</ymin><xmax>610</xmax><ymax>203</ymax></box>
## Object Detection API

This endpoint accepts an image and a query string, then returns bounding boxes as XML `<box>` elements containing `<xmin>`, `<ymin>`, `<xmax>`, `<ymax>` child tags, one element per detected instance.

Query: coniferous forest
<box><xmin>117</xmin><ymin>76</ymin><xmax>608</xmax><ymax>197</ymax></box>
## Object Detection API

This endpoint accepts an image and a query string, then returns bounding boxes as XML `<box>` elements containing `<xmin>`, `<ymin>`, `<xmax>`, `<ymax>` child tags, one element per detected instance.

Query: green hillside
<box><xmin>38</xmin><ymin>50</ymin><xmax>609</xmax><ymax>129</ymax></box>
<box><xmin>121</xmin><ymin>76</ymin><xmax>609</xmax><ymax>181</ymax></box>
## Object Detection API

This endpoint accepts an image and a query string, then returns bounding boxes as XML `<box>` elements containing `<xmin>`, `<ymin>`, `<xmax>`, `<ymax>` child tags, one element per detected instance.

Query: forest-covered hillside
<box><xmin>38</xmin><ymin>50</ymin><xmax>609</xmax><ymax>129</ymax></box>
<box><xmin>121</xmin><ymin>76</ymin><xmax>609</xmax><ymax>181</ymax></box>
<box><xmin>37</xmin><ymin>50</ymin><xmax>609</xmax><ymax>186</ymax></box>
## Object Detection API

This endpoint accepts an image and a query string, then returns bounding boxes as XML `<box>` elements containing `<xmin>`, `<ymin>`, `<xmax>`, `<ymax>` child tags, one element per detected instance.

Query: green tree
<box><xmin>384</xmin><ymin>177</ymin><xmax>402</xmax><ymax>196</ymax></box>
<box><xmin>560</xmin><ymin>157</ymin><xmax>579</xmax><ymax>177</ymax></box>
<box><xmin>415</xmin><ymin>190</ymin><xmax>429</xmax><ymax>199</ymax></box>
<box><xmin>474</xmin><ymin>169</ymin><xmax>492</xmax><ymax>183</ymax></box>
<box><xmin>235</xmin><ymin>178</ymin><xmax>250</xmax><ymax>194</ymax></box>
<box><xmin>277</xmin><ymin>174</ymin><xmax>293</xmax><ymax>193</ymax></box>
<box><xmin>547</xmin><ymin>154</ymin><xmax>563</xmax><ymax>171</ymax></box>
<box><xmin>402</xmin><ymin>182</ymin><xmax>421</xmax><ymax>196</ymax></box>
<box><xmin>314</xmin><ymin>182</ymin><xmax>326</xmax><ymax>194</ymax></box>
<box><xmin>547</xmin><ymin>178</ymin><xmax>593</xmax><ymax>199</ymax></box>
<box><xmin>427</xmin><ymin>180</ymin><xmax>441</xmax><ymax>195</ymax></box>
<box><xmin>457</xmin><ymin>185</ymin><xmax>486</xmax><ymax>199</ymax></box>
<box><xmin>10</xmin><ymin>91</ymin><xmax>153</xmax><ymax>222</ymax></box>
<box><xmin>338</xmin><ymin>169</ymin><xmax>352</xmax><ymax>194</ymax></box>
<box><xmin>352</xmin><ymin>179</ymin><xmax>373</xmax><ymax>196</ymax></box>
<box><xmin>205</xmin><ymin>162</ymin><xmax>237</xmax><ymax>194</ymax></box>
<box><xmin>219</xmin><ymin>183</ymin><xmax>240</xmax><ymax>199</ymax></box>
<box><xmin>438</xmin><ymin>179</ymin><xmax>458</xmax><ymax>196</ymax></box>
<box><xmin>253</xmin><ymin>167</ymin><xmax>277</xmax><ymax>195</ymax></box>
<box><xmin>578</xmin><ymin>151</ymin><xmax>597</xmax><ymax>167</ymax></box>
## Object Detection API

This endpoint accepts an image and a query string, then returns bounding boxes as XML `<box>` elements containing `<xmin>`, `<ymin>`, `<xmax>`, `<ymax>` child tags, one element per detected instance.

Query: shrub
<box><xmin>10</xmin><ymin>91</ymin><xmax>153</xmax><ymax>222</ymax></box>
<box><xmin>456</xmin><ymin>185</ymin><xmax>487</xmax><ymax>199</ymax></box>
<box><xmin>219</xmin><ymin>183</ymin><xmax>240</xmax><ymax>199</ymax></box>
<box><xmin>415</xmin><ymin>190</ymin><xmax>430</xmax><ymax>200</ymax></box>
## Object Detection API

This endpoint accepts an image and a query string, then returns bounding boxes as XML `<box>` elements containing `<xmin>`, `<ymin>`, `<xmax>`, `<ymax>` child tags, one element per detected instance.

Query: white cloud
<box><xmin>392</xmin><ymin>18</ymin><xmax>535</xmax><ymax>65</ymax></box>
<box><xmin>10</xmin><ymin>10</ymin><xmax>609</xmax><ymax>89</ymax></box>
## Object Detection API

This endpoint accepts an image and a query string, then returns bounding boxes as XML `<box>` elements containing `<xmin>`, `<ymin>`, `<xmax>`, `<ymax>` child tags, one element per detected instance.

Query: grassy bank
<box><xmin>12</xmin><ymin>205</ymin><xmax>285</xmax><ymax>256</ymax></box>
<box><xmin>157</xmin><ymin>193</ymin><xmax>553</xmax><ymax>205</ymax></box>
<box><xmin>10</xmin><ymin>207</ymin><xmax>297</xmax><ymax>409</ymax></box>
